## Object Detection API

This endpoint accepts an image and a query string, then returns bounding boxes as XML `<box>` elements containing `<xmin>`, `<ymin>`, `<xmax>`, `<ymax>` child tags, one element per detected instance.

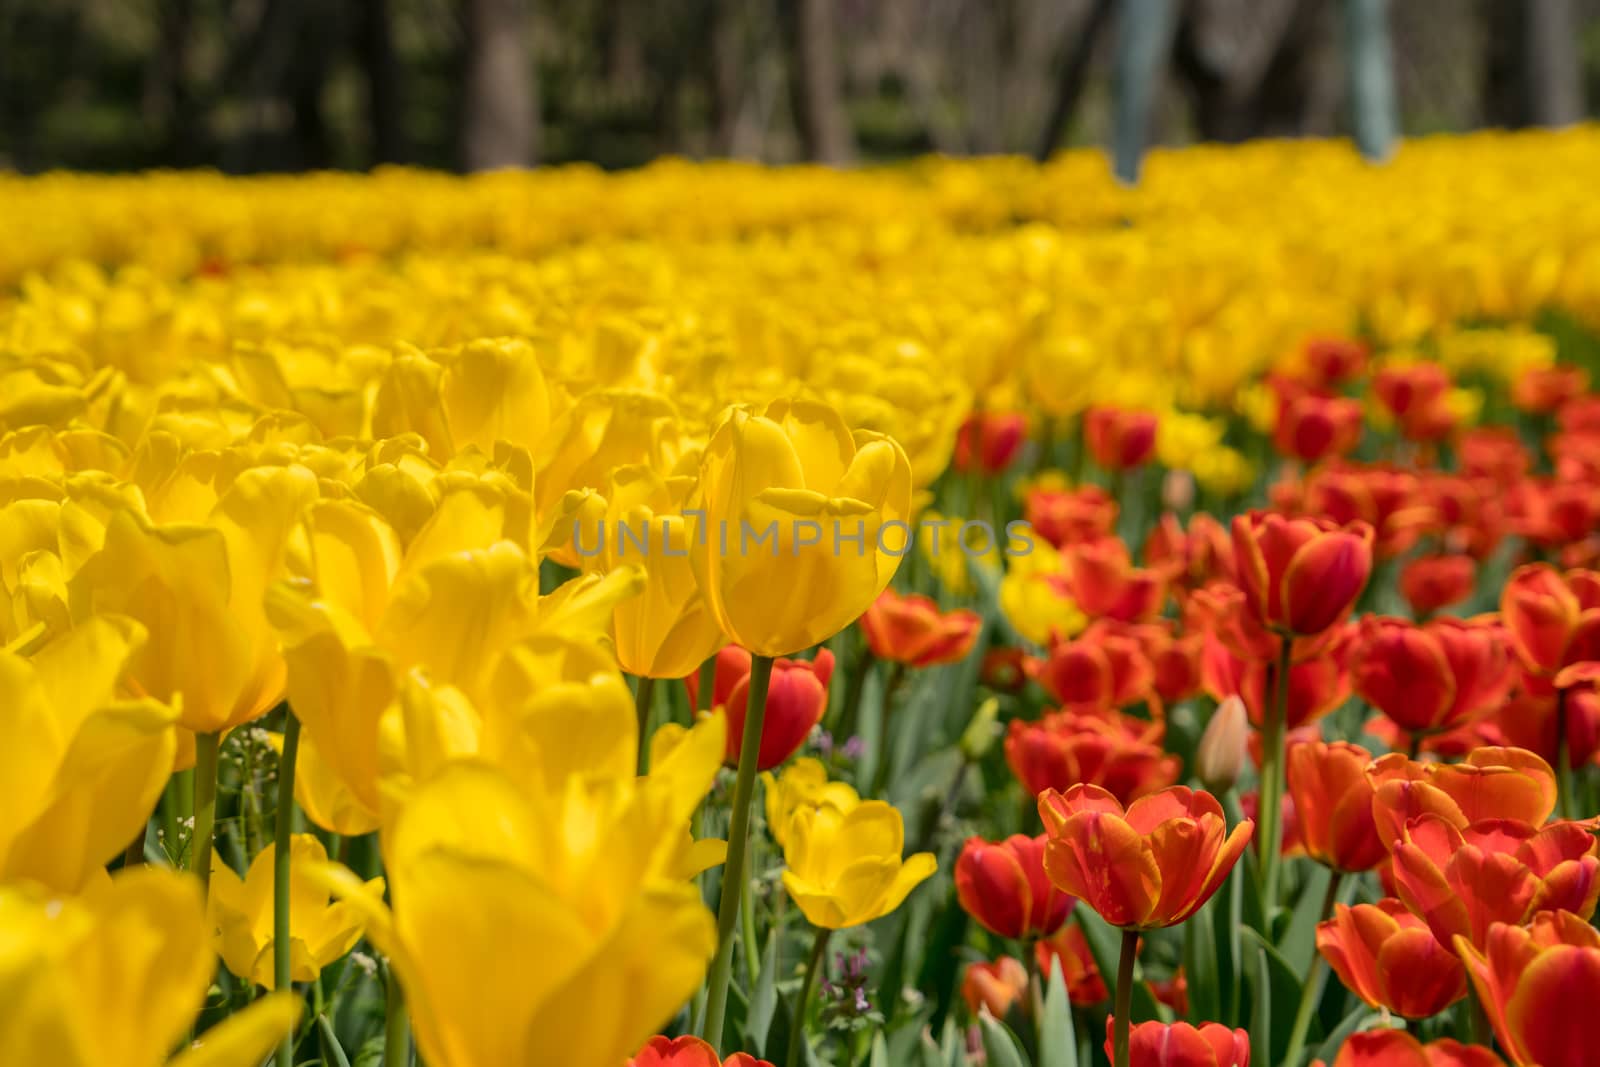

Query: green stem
<box><xmin>1282</xmin><ymin>872</ymin><xmax>1343</xmax><ymax>1067</ymax></box>
<box><xmin>1113</xmin><ymin>928</ymin><xmax>1139</xmax><ymax>1067</ymax></box>
<box><xmin>635</xmin><ymin>674</ymin><xmax>657</xmax><ymax>774</ymax></box>
<box><xmin>274</xmin><ymin>713</ymin><xmax>302</xmax><ymax>1067</ymax></box>
<box><xmin>192</xmin><ymin>731</ymin><xmax>222</xmax><ymax>901</ymax></box>
<box><xmin>697</xmin><ymin>654</ymin><xmax>718</xmax><ymax>713</ymax></box>
<box><xmin>385</xmin><ymin>962</ymin><xmax>411</xmax><ymax>1067</ymax></box>
<box><xmin>1258</xmin><ymin>638</ymin><xmax>1292</xmax><ymax>915</ymax></box>
<box><xmin>833</xmin><ymin>646</ymin><xmax>872</xmax><ymax>741</ymax></box>
<box><xmin>701</xmin><ymin>653</ymin><xmax>774</xmax><ymax>1051</ymax></box>
<box><xmin>741</xmin><ymin>864</ymin><xmax>762</xmax><ymax>983</ymax></box>
<box><xmin>1557</xmin><ymin>687</ymin><xmax>1576</xmax><ymax>821</ymax></box>
<box><xmin>787</xmin><ymin>926</ymin><xmax>832</xmax><ymax>1067</ymax></box>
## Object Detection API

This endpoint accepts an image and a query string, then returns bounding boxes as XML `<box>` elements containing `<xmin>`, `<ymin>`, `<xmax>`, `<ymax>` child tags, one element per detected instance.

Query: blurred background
<box><xmin>3</xmin><ymin>0</ymin><xmax>1599</xmax><ymax>175</ymax></box>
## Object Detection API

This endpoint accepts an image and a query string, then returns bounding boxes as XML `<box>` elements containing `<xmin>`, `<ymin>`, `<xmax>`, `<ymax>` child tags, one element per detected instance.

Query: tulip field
<box><xmin>9</xmin><ymin>129</ymin><xmax>1600</xmax><ymax>1067</ymax></box>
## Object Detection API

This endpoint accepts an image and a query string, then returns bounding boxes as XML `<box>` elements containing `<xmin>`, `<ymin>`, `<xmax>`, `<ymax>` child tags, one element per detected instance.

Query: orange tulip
<box><xmin>1038</xmin><ymin>784</ymin><xmax>1253</xmax><ymax>930</ymax></box>
<box><xmin>1489</xmin><ymin>674</ymin><xmax>1600</xmax><ymax>770</ymax></box>
<box><xmin>961</xmin><ymin>957</ymin><xmax>1029</xmax><ymax>1019</ymax></box>
<box><xmin>1085</xmin><ymin>407</ymin><xmax>1158</xmax><ymax>471</ymax></box>
<box><xmin>1231</xmin><ymin>511</ymin><xmax>1374</xmax><ymax>647</ymax></box>
<box><xmin>954</xmin><ymin>834</ymin><xmax>1073</xmax><ymax>939</ymax></box>
<box><xmin>1131</xmin><ymin>621</ymin><xmax>1204</xmax><ymax>707</ymax></box>
<box><xmin>1104</xmin><ymin>1019</ymin><xmax>1249</xmax><ymax>1067</ymax></box>
<box><xmin>1352</xmin><ymin>616</ymin><xmax>1515</xmax><ymax>735</ymax></box>
<box><xmin>1036</xmin><ymin>625</ymin><xmax>1155</xmax><ymax>713</ymax></box>
<box><xmin>1287</xmin><ymin>740</ymin><xmax>1386</xmax><ymax>873</ymax></box>
<box><xmin>954</xmin><ymin>412</ymin><xmax>1028</xmax><ymax>474</ymax></box>
<box><xmin>1062</xmin><ymin>538</ymin><xmax>1168</xmax><ymax>623</ymax></box>
<box><xmin>1456</xmin><ymin>910</ymin><xmax>1600</xmax><ymax>1067</ymax></box>
<box><xmin>1399</xmin><ymin>555</ymin><xmax>1476</xmax><ymax>618</ymax></box>
<box><xmin>684</xmin><ymin>645</ymin><xmax>834</xmax><ymax>770</ymax></box>
<box><xmin>1316</xmin><ymin>899</ymin><xmax>1466</xmax><ymax>1018</ymax></box>
<box><xmin>858</xmin><ymin>588</ymin><xmax>981</xmax><ymax>668</ymax></box>
<box><xmin>1300</xmin><ymin>466</ymin><xmax>1432</xmax><ymax>561</ymax></box>
<box><xmin>1324</xmin><ymin>1030</ymin><xmax>1503</xmax><ymax>1067</ymax></box>
<box><xmin>1005</xmin><ymin>710</ymin><xmax>1180</xmax><ymax>804</ymax></box>
<box><xmin>1025</xmin><ymin>482</ymin><xmax>1118</xmax><ymax>550</ymax></box>
<box><xmin>1374</xmin><ymin>363</ymin><xmax>1457</xmax><ymax>442</ymax></box>
<box><xmin>1145</xmin><ymin>512</ymin><xmax>1236</xmax><ymax>594</ymax></box>
<box><xmin>627</xmin><ymin>1035</ymin><xmax>771</xmax><ymax>1067</ymax></box>
<box><xmin>1500</xmin><ymin>563</ymin><xmax>1600</xmax><ymax>685</ymax></box>
<box><xmin>1514</xmin><ymin>364</ymin><xmax>1588</xmax><ymax>414</ymax></box>
<box><xmin>1367</xmin><ymin>747</ymin><xmax>1557</xmax><ymax>844</ymax></box>
<box><xmin>1034</xmin><ymin>924</ymin><xmax>1108</xmax><ymax>1005</ymax></box>
<box><xmin>1390</xmin><ymin>814</ymin><xmax>1600</xmax><ymax>954</ymax></box>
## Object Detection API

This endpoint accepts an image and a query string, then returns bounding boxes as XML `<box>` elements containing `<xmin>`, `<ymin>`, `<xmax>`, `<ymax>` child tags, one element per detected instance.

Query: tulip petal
<box><xmin>1043</xmin><ymin>811</ymin><xmax>1161</xmax><ymax>929</ymax></box>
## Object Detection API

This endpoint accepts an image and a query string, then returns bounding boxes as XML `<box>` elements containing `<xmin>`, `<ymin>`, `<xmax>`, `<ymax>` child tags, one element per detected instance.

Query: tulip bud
<box><xmin>961</xmin><ymin>957</ymin><xmax>1029</xmax><ymax>1020</ymax></box>
<box><xmin>959</xmin><ymin>697</ymin><xmax>1001</xmax><ymax>761</ymax></box>
<box><xmin>1195</xmin><ymin>696</ymin><xmax>1248</xmax><ymax>793</ymax></box>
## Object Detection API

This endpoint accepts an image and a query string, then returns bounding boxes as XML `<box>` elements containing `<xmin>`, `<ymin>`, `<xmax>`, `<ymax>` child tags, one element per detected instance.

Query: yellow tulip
<box><xmin>998</xmin><ymin>541</ymin><xmax>1086</xmax><ymax>647</ymax></box>
<box><xmin>690</xmin><ymin>398</ymin><xmax>912</xmax><ymax>656</ymax></box>
<box><xmin>69</xmin><ymin>463</ymin><xmax>318</xmax><ymax>734</ymax></box>
<box><xmin>319</xmin><ymin>706</ymin><xmax>728</xmax><ymax>1067</ymax></box>
<box><xmin>762</xmin><ymin>756</ymin><xmax>861</xmax><ymax>848</ymax></box>
<box><xmin>0</xmin><ymin>867</ymin><xmax>300</xmax><ymax>1067</ymax></box>
<box><xmin>209</xmin><ymin>834</ymin><xmax>383</xmax><ymax>988</ymax></box>
<box><xmin>0</xmin><ymin>616</ymin><xmax>176</xmax><ymax>890</ymax></box>
<box><xmin>571</xmin><ymin>464</ymin><xmax>723</xmax><ymax>678</ymax></box>
<box><xmin>780</xmin><ymin>798</ymin><xmax>936</xmax><ymax>929</ymax></box>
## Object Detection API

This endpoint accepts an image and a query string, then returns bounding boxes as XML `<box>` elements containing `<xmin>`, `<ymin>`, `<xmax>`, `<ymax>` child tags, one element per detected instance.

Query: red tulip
<box><xmin>1324</xmin><ymin>1030</ymin><xmax>1503</xmax><ymax>1067</ymax></box>
<box><xmin>955</xmin><ymin>411</ymin><xmax>1028</xmax><ymax>473</ymax></box>
<box><xmin>1488</xmin><ymin>674</ymin><xmax>1600</xmax><ymax>769</ymax></box>
<box><xmin>1300</xmin><ymin>336</ymin><xmax>1369</xmax><ymax>388</ymax></box>
<box><xmin>1514</xmin><ymin>364</ymin><xmax>1588</xmax><ymax>414</ymax></box>
<box><xmin>859</xmin><ymin>588</ymin><xmax>981</xmax><ymax>668</ymax></box>
<box><xmin>1200</xmin><ymin>628</ymin><xmax>1354</xmax><ymax>731</ymax></box>
<box><xmin>1399</xmin><ymin>555</ymin><xmax>1476</xmax><ymax>617</ymax></box>
<box><xmin>1145</xmin><ymin>511</ymin><xmax>1236</xmax><ymax>594</ymax></box>
<box><xmin>1274</xmin><ymin>391</ymin><xmax>1365</xmax><ymax>464</ymax></box>
<box><xmin>1034</xmin><ymin>923</ymin><xmax>1108</xmax><ymax>1005</ymax></box>
<box><xmin>685</xmin><ymin>645</ymin><xmax>834</xmax><ymax>770</ymax></box>
<box><xmin>1036</xmin><ymin>625</ymin><xmax>1154</xmax><ymax>713</ymax></box>
<box><xmin>954</xmin><ymin>834</ymin><xmax>1073</xmax><ymax>939</ymax></box>
<box><xmin>1064</xmin><ymin>537</ymin><xmax>1168</xmax><ymax>622</ymax></box>
<box><xmin>1458</xmin><ymin>427</ymin><xmax>1531</xmax><ymax>486</ymax></box>
<box><xmin>1105</xmin><ymin>1019</ymin><xmax>1250</xmax><ymax>1067</ymax></box>
<box><xmin>1039</xmin><ymin>784</ymin><xmax>1253</xmax><ymax>930</ymax></box>
<box><xmin>1316</xmin><ymin>899</ymin><xmax>1466</xmax><ymax>1018</ymax></box>
<box><xmin>1287</xmin><ymin>740</ymin><xmax>1386</xmax><ymax>873</ymax></box>
<box><xmin>1456</xmin><ymin>910</ymin><xmax>1600</xmax><ymax>1067</ymax></box>
<box><xmin>1302</xmin><ymin>466</ymin><xmax>1432</xmax><ymax>560</ymax></box>
<box><xmin>1374</xmin><ymin>363</ymin><xmax>1455</xmax><ymax>442</ymax></box>
<box><xmin>1351</xmin><ymin>616</ymin><xmax>1514</xmax><ymax>735</ymax></box>
<box><xmin>628</xmin><ymin>1035</ymin><xmax>772</xmax><ymax>1067</ymax></box>
<box><xmin>961</xmin><ymin>957</ymin><xmax>1029</xmax><ymax>1019</ymax></box>
<box><xmin>1085</xmin><ymin>407</ymin><xmax>1158</xmax><ymax>471</ymax></box>
<box><xmin>1230</xmin><ymin>511</ymin><xmax>1373</xmax><ymax>648</ymax></box>
<box><xmin>1006</xmin><ymin>710</ymin><xmax>1180</xmax><ymax>804</ymax></box>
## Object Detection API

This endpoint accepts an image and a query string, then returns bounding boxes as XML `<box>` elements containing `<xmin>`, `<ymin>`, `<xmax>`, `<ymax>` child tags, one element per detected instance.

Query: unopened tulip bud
<box><xmin>1195</xmin><ymin>696</ymin><xmax>1248</xmax><ymax>793</ymax></box>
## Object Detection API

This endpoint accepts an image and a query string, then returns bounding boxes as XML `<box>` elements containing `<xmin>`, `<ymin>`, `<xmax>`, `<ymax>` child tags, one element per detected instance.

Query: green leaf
<box><xmin>870</xmin><ymin>1032</ymin><xmax>892</xmax><ymax>1067</ymax></box>
<box><xmin>978</xmin><ymin>1010</ymin><xmax>1030</xmax><ymax>1067</ymax></box>
<box><xmin>1309</xmin><ymin>1005</ymin><xmax>1378</xmax><ymax>1067</ymax></box>
<box><xmin>1075</xmin><ymin>910</ymin><xmax>1169</xmax><ymax>1024</ymax></box>
<box><xmin>1281</xmin><ymin>866</ymin><xmax>1332</xmax><ymax>974</ymax></box>
<box><xmin>1038</xmin><ymin>956</ymin><xmax>1079</xmax><ymax>1067</ymax></box>
<box><xmin>352</xmin><ymin>1035</ymin><xmax>383</xmax><ymax>1067</ymax></box>
<box><xmin>941</xmin><ymin>1014</ymin><xmax>966</xmax><ymax>1067</ymax></box>
<box><xmin>920</xmin><ymin>1030</ymin><xmax>948</xmax><ymax>1067</ymax></box>
<box><xmin>917</xmin><ymin>889</ymin><xmax>971</xmax><ymax>1034</ymax></box>
<box><xmin>1186</xmin><ymin>899</ymin><xmax>1221</xmax><ymax>1025</ymax></box>
<box><xmin>1243</xmin><ymin>927</ymin><xmax>1309</xmax><ymax>1065</ymax></box>
<box><xmin>316</xmin><ymin>1015</ymin><xmax>353</xmax><ymax>1067</ymax></box>
<box><xmin>1249</xmin><ymin>947</ymin><xmax>1272</xmax><ymax>1067</ymax></box>
<box><xmin>746</xmin><ymin>930</ymin><xmax>780</xmax><ymax>1054</ymax></box>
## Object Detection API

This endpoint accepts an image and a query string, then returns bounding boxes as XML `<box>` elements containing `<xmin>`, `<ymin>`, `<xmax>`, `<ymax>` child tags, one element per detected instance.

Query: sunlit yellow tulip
<box><xmin>209</xmin><ymin>833</ymin><xmax>383</xmax><ymax>988</ymax></box>
<box><xmin>781</xmin><ymin>798</ymin><xmax>936</xmax><ymax>929</ymax></box>
<box><xmin>762</xmin><ymin>757</ymin><xmax>861</xmax><ymax>848</ymax></box>
<box><xmin>320</xmin><ymin>706</ymin><xmax>728</xmax><ymax>1067</ymax></box>
<box><xmin>0</xmin><ymin>867</ymin><xmax>300</xmax><ymax>1067</ymax></box>
<box><xmin>691</xmin><ymin>398</ymin><xmax>912</xmax><ymax>656</ymax></box>
<box><xmin>0</xmin><ymin>616</ymin><xmax>176</xmax><ymax>890</ymax></box>
<box><xmin>571</xmin><ymin>464</ymin><xmax>722</xmax><ymax>678</ymax></box>
<box><xmin>69</xmin><ymin>463</ymin><xmax>318</xmax><ymax>734</ymax></box>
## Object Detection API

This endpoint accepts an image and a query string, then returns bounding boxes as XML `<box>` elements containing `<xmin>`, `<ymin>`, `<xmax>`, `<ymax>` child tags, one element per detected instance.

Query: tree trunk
<box><xmin>359</xmin><ymin>0</ymin><xmax>407</xmax><ymax>164</ymax></box>
<box><xmin>461</xmin><ymin>0</ymin><xmax>538</xmax><ymax>171</ymax></box>
<box><xmin>1034</xmin><ymin>0</ymin><xmax>1116</xmax><ymax>160</ymax></box>
<box><xmin>1482</xmin><ymin>0</ymin><xmax>1584</xmax><ymax>128</ymax></box>
<box><xmin>1345</xmin><ymin>0</ymin><xmax>1397</xmax><ymax>161</ymax></box>
<box><xmin>1112</xmin><ymin>0</ymin><xmax>1180</xmax><ymax>184</ymax></box>
<box><xmin>779</xmin><ymin>0</ymin><xmax>855</xmax><ymax>164</ymax></box>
